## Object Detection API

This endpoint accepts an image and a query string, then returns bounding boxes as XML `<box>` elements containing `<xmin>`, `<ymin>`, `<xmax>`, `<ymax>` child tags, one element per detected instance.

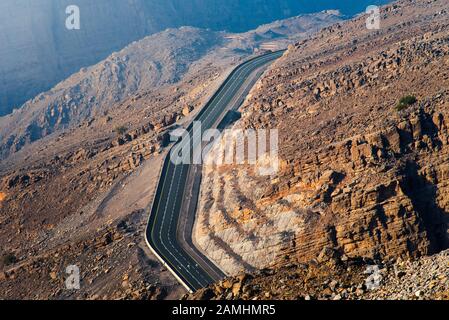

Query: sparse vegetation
<box><xmin>1</xmin><ymin>253</ymin><xmax>17</xmax><ymax>267</ymax></box>
<box><xmin>114</xmin><ymin>125</ymin><xmax>128</xmax><ymax>135</ymax></box>
<box><xmin>396</xmin><ymin>95</ymin><xmax>417</xmax><ymax>111</ymax></box>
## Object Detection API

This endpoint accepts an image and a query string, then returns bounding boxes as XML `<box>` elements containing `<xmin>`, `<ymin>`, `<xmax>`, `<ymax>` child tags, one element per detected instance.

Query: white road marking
<box><xmin>148</xmin><ymin>52</ymin><xmax>284</xmax><ymax>291</ymax></box>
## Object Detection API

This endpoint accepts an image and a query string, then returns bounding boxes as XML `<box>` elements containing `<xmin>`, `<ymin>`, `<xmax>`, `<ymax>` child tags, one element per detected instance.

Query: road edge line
<box><xmin>144</xmin><ymin>50</ymin><xmax>286</xmax><ymax>294</ymax></box>
<box><xmin>143</xmin><ymin>153</ymin><xmax>195</xmax><ymax>293</ymax></box>
<box><xmin>144</xmin><ymin>230</ymin><xmax>194</xmax><ymax>294</ymax></box>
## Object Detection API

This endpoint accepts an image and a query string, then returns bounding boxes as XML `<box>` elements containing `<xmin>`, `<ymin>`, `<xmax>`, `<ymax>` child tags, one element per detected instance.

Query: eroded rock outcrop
<box><xmin>195</xmin><ymin>0</ymin><xmax>449</xmax><ymax>274</ymax></box>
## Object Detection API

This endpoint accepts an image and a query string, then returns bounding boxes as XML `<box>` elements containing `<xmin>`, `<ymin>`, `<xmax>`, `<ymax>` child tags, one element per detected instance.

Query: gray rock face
<box><xmin>0</xmin><ymin>0</ymin><xmax>390</xmax><ymax>116</ymax></box>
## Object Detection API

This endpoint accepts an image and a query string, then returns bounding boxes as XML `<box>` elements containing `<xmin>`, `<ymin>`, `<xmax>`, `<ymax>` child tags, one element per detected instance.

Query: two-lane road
<box><xmin>145</xmin><ymin>50</ymin><xmax>284</xmax><ymax>292</ymax></box>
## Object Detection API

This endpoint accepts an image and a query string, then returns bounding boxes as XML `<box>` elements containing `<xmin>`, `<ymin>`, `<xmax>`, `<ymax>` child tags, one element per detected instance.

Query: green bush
<box><xmin>114</xmin><ymin>125</ymin><xmax>127</xmax><ymax>135</ymax></box>
<box><xmin>396</xmin><ymin>95</ymin><xmax>417</xmax><ymax>111</ymax></box>
<box><xmin>2</xmin><ymin>253</ymin><xmax>17</xmax><ymax>266</ymax></box>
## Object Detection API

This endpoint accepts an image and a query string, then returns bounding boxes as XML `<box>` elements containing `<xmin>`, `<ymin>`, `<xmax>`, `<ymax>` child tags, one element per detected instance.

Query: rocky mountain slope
<box><xmin>2</xmin><ymin>0</ymin><xmax>447</xmax><ymax>301</ymax></box>
<box><xmin>188</xmin><ymin>249</ymin><xmax>449</xmax><ymax>300</ymax></box>
<box><xmin>0</xmin><ymin>27</ymin><xmax>224</xmax><ymax>161</ymax></box>
<box><xmin>0</xmin><ymin>12</ymin><xmax>341</xmax><ymax>299</ymax></box>
<box><xmin>0</xmin><ymin>0</ymin><xmax>388</xmax><ymax>116</ymax></box>
<box><xmin>0</xmin><ymin>26</ymin><xmax>232</xmax><ymax>300</ymax></box>
<box><xmin>194</xmin><ymin>0</ymin><xmax>449</xmax><ymax>280</ymax></box>
<box><xmin>0</xmin><ymin>11</ymin><xmax>342</xmax><ymax>165</ymax></box>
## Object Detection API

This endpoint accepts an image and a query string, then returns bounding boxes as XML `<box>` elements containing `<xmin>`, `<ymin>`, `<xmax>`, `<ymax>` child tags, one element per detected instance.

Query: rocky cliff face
<box><xmin>0</xmin><ymin>0</ymin><xmax>389</xmax><ymax>116</ymax></box>
<box><xmin>194</xmin><ymin>0</ymin><xmax>449</xmax><ymax>275</ymax></box>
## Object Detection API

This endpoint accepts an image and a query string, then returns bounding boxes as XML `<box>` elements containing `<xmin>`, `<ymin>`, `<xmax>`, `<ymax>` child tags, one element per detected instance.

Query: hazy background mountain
<box><xmin>0</xmin><ymin>0</ymin><xmax>390</xmax><ymax>116</ymax></box>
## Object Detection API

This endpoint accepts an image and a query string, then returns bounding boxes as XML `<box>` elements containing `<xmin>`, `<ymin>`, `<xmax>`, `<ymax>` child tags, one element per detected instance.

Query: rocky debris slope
<box><xmin>0</xmin><ymin>152</ymin><xmax>185</xmax><ymax>300</ymax></box>
<box><xmin>187</xmin><ymin>249</ymin><xmax>449</xmax><ymax>300</ymax></box>
<box><xmin>365</xmin><ymin>249</ymin><xmax>449</xmax><ymax>300</ymax></box>
<box><xmin>195</xmin><ymin>0</ymin><xmax>449</xmax><ymax>275</ymax></box>
<box><xmin>0</xmin><ymin>210</ymin><xmax>182</xmax><ymax>300</ymax></box>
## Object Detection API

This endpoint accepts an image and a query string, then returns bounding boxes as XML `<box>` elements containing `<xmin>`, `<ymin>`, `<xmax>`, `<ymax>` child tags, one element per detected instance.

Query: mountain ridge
<box><xmin>0</xmin><ymin>0</ymin><xmax>390</xmax><ymax>116</ymax></box>
<box><xmin>0</xmin><ymin>11</ymin><xmax>343</xmax><ymax>164</ymax></box>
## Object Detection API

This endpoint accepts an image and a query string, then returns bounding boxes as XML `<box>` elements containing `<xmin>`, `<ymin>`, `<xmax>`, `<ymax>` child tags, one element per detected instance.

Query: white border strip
<box><xmin>144</xmin><ymin>231</ymin><xmax>194</xmax><ymax>293</ymax></box>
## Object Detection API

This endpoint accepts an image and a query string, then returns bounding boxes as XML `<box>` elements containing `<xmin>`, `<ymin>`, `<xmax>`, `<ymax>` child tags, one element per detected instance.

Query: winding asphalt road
<box><xmin>145</xmin><ymin>50</ymin><xmax>284</xmax><ymax>292</ymax></box>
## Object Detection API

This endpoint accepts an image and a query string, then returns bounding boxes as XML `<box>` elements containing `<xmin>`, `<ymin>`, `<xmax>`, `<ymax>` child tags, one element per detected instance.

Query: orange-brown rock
<box><xmin>194</xmin><ymin>0</ymin><xmax>449</xmax><ymax>274</ymax></box>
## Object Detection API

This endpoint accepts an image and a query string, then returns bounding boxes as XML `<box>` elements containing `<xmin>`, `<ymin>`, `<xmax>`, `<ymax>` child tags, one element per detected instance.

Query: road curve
<box><xmin>145</xmin><ymin>50</ymin><xmax>285</xmax><ymax>293</ymax></box>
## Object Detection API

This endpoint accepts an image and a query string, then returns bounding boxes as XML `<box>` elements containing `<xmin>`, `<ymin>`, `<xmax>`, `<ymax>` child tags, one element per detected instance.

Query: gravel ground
<box><xmin>187</xmin><ymin>249</ymin><xmax>449</xmax><ymax>301</ymax></box>
<box><xmin>366</xmin><ymin>249</ymin><xmax>449</xmax><ymax>300</ymax></box>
